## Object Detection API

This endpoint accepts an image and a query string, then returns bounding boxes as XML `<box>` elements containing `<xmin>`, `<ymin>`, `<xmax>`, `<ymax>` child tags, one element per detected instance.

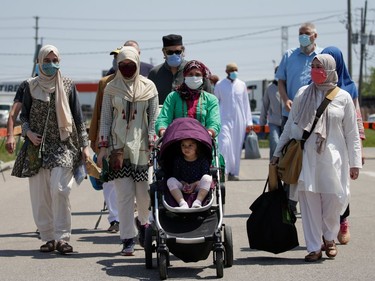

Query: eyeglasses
<box><xmin>165</xmin><ymin>50</ymin><xmax>183</xmax><ymax>55</ymax></box>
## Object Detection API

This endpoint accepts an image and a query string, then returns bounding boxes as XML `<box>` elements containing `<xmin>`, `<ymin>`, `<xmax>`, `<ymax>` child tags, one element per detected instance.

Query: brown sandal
<box><xmin>56</xmin><ymin>241</ymin><xmax>73</xmax><ymax>254</ymax></box>
<box><xmin>40</xmin><ymin>240</ymin><xmax>57</xmax><ymax>252</ymax></box>
<box><xmin>324</xmin><ymin>240</ymin><xmax>337</xmax><ymax>258</ymax></box>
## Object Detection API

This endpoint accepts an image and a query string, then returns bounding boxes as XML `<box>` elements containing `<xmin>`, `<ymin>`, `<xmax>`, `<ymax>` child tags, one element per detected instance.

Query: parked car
<box><xmin>368</xmin><ymin>114</ymin><xmax>375</xmax><ymax>123</ymax></box>
<box><xmin>0</xmin><ymin>103</ymin><xmax>12</xmax><ymax>127</ymax></box>
<box><xmin>0</xmin><ymin>102</ymin><xmax>21</xmax><ymax>127</ymax></box>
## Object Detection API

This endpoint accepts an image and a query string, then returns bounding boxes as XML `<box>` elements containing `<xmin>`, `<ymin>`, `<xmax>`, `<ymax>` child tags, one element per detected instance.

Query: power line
<box><xmin>39</xmin><ymin>10</ymin><xmax>344</xmax><ymax>22</ymax></box>
<box><xmin>0</xmin><ymin>16</ymin><xmax>32</xmax><ymax>21</ymax></box>
<box><xmin>0</xmin><ymin>13</ymin><xmax>346</xmax><ymax>57</ymax></box>
<box><xmin>0</xmin><ymin>20</ymin><xmax>343</xmax><ymax>33</ymax></box>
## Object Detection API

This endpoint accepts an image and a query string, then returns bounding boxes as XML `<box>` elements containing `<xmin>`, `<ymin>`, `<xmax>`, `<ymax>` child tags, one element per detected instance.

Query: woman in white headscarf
<box><xmin>97</xmin><ymin>46</ymin><xmax>159</xmax><ymax>256</ymax></box>
<box><xmin>271</xmin><ymin>54</ymin><xmax>362</xmax><ymax>262</ymax></box>
<box><xmin>14</xmin><ymin>45</ymin><xmax>90</xmax><ymax>254</ymax></box>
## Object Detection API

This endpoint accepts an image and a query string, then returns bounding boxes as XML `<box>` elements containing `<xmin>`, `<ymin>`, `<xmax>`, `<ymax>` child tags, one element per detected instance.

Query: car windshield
<box><xmin>0</xmin><ymin>105</ymin><xmax>11</xmax><ymax>111</ymax></box>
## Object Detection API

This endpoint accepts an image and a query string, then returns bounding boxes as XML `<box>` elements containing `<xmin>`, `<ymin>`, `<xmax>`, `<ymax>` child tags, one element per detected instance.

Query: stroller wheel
<box><xmin>214</xmin><ymin>250</ymin><xmax>224</xmax><ymax>278</ymax></box>
<box><xmin>158</xmin><ymin>251</ymin><xmax>168</xmax><ymax>280</ymax></box>
<box><xmin>145</xmin><ymin>226</ymin><xmax>154</xmax><ymax>269</ymax></box>
<box><xmin>223</xmin><ymin>224</ymin><xmax>233</xmax><ymax>268</ymax></box>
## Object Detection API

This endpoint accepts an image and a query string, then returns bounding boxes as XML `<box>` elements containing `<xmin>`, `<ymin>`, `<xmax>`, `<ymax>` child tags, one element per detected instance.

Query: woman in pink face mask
<box><xmin>271</xmin><ymin>54</ymin><xmax>362</xmax><ymax>262</ymax></box>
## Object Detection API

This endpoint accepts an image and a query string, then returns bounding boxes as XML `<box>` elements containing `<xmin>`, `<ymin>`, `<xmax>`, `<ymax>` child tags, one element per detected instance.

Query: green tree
<box><xmin>362</xmin><ymin>67</ymin><xmax>375</xmax><ymax>97</ymax></box>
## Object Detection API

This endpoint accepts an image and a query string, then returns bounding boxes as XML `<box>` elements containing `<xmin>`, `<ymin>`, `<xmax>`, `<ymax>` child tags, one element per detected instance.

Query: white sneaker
<box><xmin>192</xmin><ymin>200</ymin><xmax>202</xmax><ymax>208</ymax></box>
<box><xmin>178</xmin><ymin>201</ymin><xmax>189</xmax><ymax>209</ymax></box>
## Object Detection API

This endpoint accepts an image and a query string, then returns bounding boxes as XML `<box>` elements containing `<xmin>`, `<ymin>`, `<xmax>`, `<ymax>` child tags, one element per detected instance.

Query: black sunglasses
<box><xmin>165</xmin><ymin>50</ymin><xmax>183</xmax><ymax>55</ymax></box>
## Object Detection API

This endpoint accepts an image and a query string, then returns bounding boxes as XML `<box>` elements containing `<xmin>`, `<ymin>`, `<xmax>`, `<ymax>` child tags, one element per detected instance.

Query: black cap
<box><xmin>162</xmin><ymin>34</ymin><xmax>183</xmax><ymax>47</ymax></box>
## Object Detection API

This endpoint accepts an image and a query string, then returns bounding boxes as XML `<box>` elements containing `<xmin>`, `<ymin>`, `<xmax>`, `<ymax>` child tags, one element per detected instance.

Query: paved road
<box><xmin>1</xmin><ymin>148</ymin><xmax>375</xmax><ymax>281</ymax></box>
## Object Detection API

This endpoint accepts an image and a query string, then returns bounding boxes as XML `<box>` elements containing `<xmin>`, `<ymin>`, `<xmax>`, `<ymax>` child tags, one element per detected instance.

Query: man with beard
<box><xmin>148</xmin><ymin>34</ymin><xmax>212</xmax><ymax>105</ymax></box>
<box><xmin>276</xmin><ymin>22</ymin><xmax>322</xmax><ymax>127</ymax></box>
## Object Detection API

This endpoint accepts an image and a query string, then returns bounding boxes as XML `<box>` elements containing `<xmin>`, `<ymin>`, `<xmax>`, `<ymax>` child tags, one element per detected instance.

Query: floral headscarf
<box><xmin>177</xmin><ymin>60</ymin><xmax>211</xmax><ymax>100</ymax></box>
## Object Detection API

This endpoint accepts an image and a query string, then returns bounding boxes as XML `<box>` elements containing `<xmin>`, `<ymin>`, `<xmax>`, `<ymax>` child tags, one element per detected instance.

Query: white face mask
<box><xmin>185</xmin><ymin>76</ymin><xmax>203</xmax><ymax>90</ymax></box>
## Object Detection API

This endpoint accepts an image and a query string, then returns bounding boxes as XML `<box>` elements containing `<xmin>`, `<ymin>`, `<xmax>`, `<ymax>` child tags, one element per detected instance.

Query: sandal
<box><xmin>40</xmin><ymin>240</ymin><xmax>57</xmax><ymax>252</ymax></box>
<box><xmin>304</xmin><ymin>251</ymin><xmax>322</xmax><ymax>262</ymax></box>
<box><xmin>323</xmin><ymin>239</ymin><xmax>337</xmax><ymax>258</ymax></box>
<box><xmin>56</xmin><ymin>241</ymin><xmax>73</xmax><ymax>254</ymax></box>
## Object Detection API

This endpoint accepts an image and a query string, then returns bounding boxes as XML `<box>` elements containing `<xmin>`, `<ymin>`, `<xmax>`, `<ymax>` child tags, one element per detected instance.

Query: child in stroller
<box><xmin>157</xmin><ymin>117</ymin><xmax>215</xmax><ymax>212</ymax></box>
<box><xmin>167</xmin><ymin>138</ymin><xmax>212</xmax><ymax>209</ymax></box>
<box><xmin>146</xmin><ymin>118</ymin><xmax>233</xmax><ymax>280</ymax></box>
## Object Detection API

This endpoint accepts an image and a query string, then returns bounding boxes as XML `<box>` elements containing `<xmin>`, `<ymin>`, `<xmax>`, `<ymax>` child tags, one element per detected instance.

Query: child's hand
<box><xmin>183</xmin><ymin>184</ymin><xmax>195</xmax><ymax>194</ymax></box>
<box><xmin>190</xmin><ymin>181</ymin><xmax>199</xmax><ymax>190</ymax></box>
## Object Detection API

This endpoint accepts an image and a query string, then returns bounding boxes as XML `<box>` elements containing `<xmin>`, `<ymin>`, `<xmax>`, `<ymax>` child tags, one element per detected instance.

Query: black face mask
<box><xmin>119</xmin><ymin>63</ymin><xmax>137</xmax><ymax>78</ymax></box>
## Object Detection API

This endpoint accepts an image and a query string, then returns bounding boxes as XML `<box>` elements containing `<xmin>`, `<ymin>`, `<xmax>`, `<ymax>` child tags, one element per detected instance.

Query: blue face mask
<box><xmin>166</xmin><ymin>54</ymin><xmax>182</xmax><ymax>67</ymax></box>
<box><xmin>299</xmin><ymin>34</ymin><xmax>311</xmax><ymax>47</ymax></box>
<box><xmin>42</xmin><ymin>62</ymin><xmax>60</xmax><ymax>76</ymax></box>
<box><xmin>229</xmin><ymin>71</ymin><xmax>238</xmax><ymax>80</ymax></box>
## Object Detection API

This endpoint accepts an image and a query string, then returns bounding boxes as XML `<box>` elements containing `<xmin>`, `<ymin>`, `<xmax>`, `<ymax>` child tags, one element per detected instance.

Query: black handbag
<box><xmin>11</xmin><ymin>138</ymin><xmax>29</xmax><ymax>178</ymax></box>
<box><xmin>246</xmin><ymin>178</ymin><xmax>299</xmax><ymax>254</ymax></box>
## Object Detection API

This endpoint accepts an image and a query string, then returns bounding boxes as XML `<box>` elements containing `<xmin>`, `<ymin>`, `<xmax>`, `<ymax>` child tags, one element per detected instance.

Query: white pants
<box><xmin>114</xmin><ymin>177</ymin><xmax>150</xmax><ymax>240</ymax></box>
<box><xmin>102</xmin><ymin>181</ymin><xmax>119</xmax><ymax>223</ymax></box>
<box><xmin>167</xmin><ymin>175</ymin><xmax>212</xmax><ymax>192</ymax></box>
<box><xmin>29</xmin><ymin>167</ymin><xmax>74</xmax><ymax>242</ymax></box>
<box><xmin>299</xmin><ymin>191</ymin><xmax>343</xmax><ymax>253</ymax></box>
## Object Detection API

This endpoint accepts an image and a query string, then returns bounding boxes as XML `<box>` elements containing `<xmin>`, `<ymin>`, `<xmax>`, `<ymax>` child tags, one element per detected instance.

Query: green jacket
<box><xmin>155</xmin><ymin>91</ymin><xmax>221</xmax><ymax>137</ymax></box>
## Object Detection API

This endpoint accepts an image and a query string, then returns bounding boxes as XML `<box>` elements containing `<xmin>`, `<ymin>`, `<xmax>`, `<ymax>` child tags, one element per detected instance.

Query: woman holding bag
<box><xmin>14</xmin><ymin>45</ymin><xmax>90</xmax><ymax>254</ymax></box>
<box><xmin>271</xmin><ymin>54</ymin><xmax>362</xmax><ymax>262</ymax></box>
<box><xmin>96</xmin><ymin>46</ymin><xmax>158</xmax><ymax>256</ymax></box>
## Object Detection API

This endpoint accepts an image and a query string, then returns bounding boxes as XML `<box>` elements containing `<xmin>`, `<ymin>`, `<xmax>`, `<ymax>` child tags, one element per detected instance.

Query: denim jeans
<box><xmin>268</xmin><ymin>123</ymin><xmax>282</xmax><ymax>159</ymax></box>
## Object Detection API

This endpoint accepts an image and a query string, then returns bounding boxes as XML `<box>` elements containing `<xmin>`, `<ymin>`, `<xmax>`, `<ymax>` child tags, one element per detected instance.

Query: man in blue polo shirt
<box><xmin>276</xmin><ymin>22</ymin><xmax>322</xmax><ymax>126</ymax></box>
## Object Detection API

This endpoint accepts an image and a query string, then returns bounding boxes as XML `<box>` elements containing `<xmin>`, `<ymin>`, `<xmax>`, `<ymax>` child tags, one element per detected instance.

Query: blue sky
<box><xmin>0</xmin><ymin>0</ymin><xmax>374</xmax><ymax>83</ymax></box>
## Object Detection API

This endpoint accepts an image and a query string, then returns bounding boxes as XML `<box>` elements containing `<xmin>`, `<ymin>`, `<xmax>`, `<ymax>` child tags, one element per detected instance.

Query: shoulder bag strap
<box><xmin>301</xmin><ymin>86</ymin><xmax>340</xmax><ymax>145</ymax></box>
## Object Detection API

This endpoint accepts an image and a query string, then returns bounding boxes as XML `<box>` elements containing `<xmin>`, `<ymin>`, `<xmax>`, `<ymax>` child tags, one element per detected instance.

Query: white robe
<box><xmin>274</xmin><ymin>85</ymin><xmax>362</xmax><ymax>214</ymax></box>
<box><xmin>214</xmin><ymin>78</ymin><xmax>253</xmax><ymax>176</ymax></box>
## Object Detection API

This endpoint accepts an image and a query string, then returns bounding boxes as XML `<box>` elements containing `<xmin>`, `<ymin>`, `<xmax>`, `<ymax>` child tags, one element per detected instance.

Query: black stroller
<box><xmin>145</xmin><ymin>117</ymin><xmax>233</xmax><ymax>280</ymax></box>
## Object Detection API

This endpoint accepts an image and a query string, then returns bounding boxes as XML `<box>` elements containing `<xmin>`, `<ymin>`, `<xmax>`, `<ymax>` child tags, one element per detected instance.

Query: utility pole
<box><xmin>32</xmin><ymin>16</ymin><xmax>39</xmax><ymax>77</ymax></box>
<box><xmin>347</xmin><ymin>0</ymin><xmax>353</xmax><ymax>75</ymax></box>
<box><xmin>281</xmin><ymin>26</ymin><xmax>288</xmax><ymax>57</ymax></box>
<box><xmin>358</xmin><ymin>0</ymin><xmax>368</xmax><ymax>106</ymax></box>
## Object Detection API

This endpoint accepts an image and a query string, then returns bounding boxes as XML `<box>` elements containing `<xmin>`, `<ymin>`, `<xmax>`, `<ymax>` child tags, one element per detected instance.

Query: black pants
<box><xmin>340</xmin><ymin>205</ymin><xmax>350</xmax><ymax>223</ymax></box>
